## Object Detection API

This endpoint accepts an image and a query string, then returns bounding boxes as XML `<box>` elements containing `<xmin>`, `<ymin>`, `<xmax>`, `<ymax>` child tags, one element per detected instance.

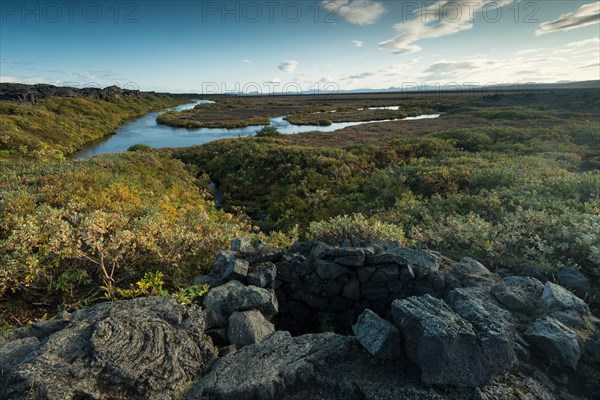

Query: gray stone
<box><xmin>211</xmin><ymin>250</ymin><xmax>238</xmax><ymax>277</ymax></box>
<box><xmin>203</xmin><ymin>281</ymin><xmax>278</xmax><ymax>327</ymax></box>
<box><xmin>1</xmin><ymin>297</ymin><xmax>217</xmax><ymax>400</ymax></box>
<box><xmin>428</xmin><ymin>270</ymin><xmax>446</xmax><ymax>291</ymax></box>
<box><xmin>309</xmin><ymin>242</ymin><xmax>334</xmax><ymax>259</ymax></box>
<box><xmin>247</xmin><ymin>262</ymin><xmax>277</xmax><ymax>288</ymax></box>
<box><xmin>245</xmin><ymin>249</ymin><xmax>285</xmax><ymax>264</ymax></box>
<box><xmin>447</xmin><ymin>288</ymin><xmax>517</xmax><ymax>375</ymax></box>
<box><xmin>541</xmin><ymin>282</ymin><xmax>590</xmax><ymax>315</ymax></box>
<box><xmin>369</xmin><ymin>264</ymin><xmax>399</xmax><ymax>284</ymax></box>
<box><xmin>230</xmin><ymin>237</ymin><xmax>254</xmax><ymax>253</ymax></box>
<box><xmin>227</xmin><ymin>310</ymin><xmax>275</xmax><ymax>348</ymax></box>
<box><xmin>335</xmin><ymin>255</ymin><xmax>365</xmax><ymax>267</ymax></box>
<box><xmin>524</xmin><ymin>317</ymin><xmax>581</xmax><ymax>369</ymax></box>
<box><xmin>352</xmin><ymin>309</ymin><xmax>401</xmax><ymax>360</ymax></box>
<box><xmin>556</xmin><ymin>267</ymin><xmax>591</xmax><ymax>298</ymax></box>
<box><xmin>221</xmin><ymin>259</ymin><xmax>249</xmax><ymax>282</ymax></box>
<box><xmin>389</xmin><ymin>248</ymin><xmax>439</xmax><ymax>278</ymax></box>
<box><xmin>491</xmin><ymin>276</ymin><xmax>543</xmax><ymax>313</ymax></box>
<box><xmin>342</xmin><ymin>279</ymin><xmax>361</xmax><ymax>301</ymax></box>
<box><xmin>188</xmin><ymin>331</ymin><xmax>352</xmax><ymax>400</ymax></box>
<box><xmin>315</xmin><ymin>259</ymin><xmax>349</xmax><ymax>280</ymax></box>
<box><xmin>446</xmin><ymin>257</ymin><xmax>492</xmax><ymax>289</ymax></box>
<box><xmin>392</xmin><ymin>295</ymin><xmax>492</xmax><ymax>387</ymax></box>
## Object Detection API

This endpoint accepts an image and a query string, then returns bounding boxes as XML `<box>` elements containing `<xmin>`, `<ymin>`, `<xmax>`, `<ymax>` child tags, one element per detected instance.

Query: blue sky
<box><xmin>1</xmin><ymin>1</ymin><xmax>599</xmax><ymax>93</ymax></box>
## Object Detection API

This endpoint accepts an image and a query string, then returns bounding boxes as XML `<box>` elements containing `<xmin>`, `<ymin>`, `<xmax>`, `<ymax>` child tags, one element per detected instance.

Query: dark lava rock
<box><xmin>524</xmin><ymin>316</ymin><xmax>582</xmax><ymax>369</ymax></box>
<box><xmin>392</xmin><ymin>295</ymin><xmax>493</xmax><ymax>387</ymax></box>
<box><xmin>203</xmin><ymin>281</ymin><xmax>278</xmax><ymax>327</ymax></box>
<box><xmin>0</xmin><ymin>297</ymin><xmax>217</xmax><ymax>400</ymax></box>
<box><xmin>540</xmin><ymin>282</ymin><xmax>590</xmax><ymax>315</ymax></box>
<box><xmin>556</xmin><ymin>267</ymin><xmax>591</xmax><ymax>298</ymax></box>
<box><xmin>227</xmin><ymin>310</ymin><xmax>275</xmax><ymax>348</ymax></box>
<box><xmin>352</xmin><ymin>309</ymin><xmax>401</xmax><ymax>360</ymax></box>
<box><xmin>188</xmin><ymin>331</ymin><xmax>353</xmax><ymax>400</ymax></box>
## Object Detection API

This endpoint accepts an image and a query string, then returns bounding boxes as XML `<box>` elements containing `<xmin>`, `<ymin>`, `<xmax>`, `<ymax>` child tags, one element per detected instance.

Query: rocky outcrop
<box><xmin>2</xmin><ymin>239</ymin><xmax>598</xmax><ymax>399</ymax></box>
<box><xmin>0</xmin><ymin>297</ymin><xmax>217</xmax><ymax>400</ymax></box>
<box><xmin>0</xmin><ymin>83</ymin><xmax>179</xmax><ymax>103</ymax></box>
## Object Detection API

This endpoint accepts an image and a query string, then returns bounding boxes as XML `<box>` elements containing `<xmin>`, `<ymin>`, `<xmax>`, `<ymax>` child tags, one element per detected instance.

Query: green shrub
<box><xmin>255</xmin><ymin>125</ymin><xmax>282</xmax><ymax>137</ymax></box>
<box><xmin>307</xmin><ymin>213</ymin><xmax>405</xmax><ymax>246</ymax></box>
<box><xmin>127</xmin><ymin>143</ymin><xmax>152</xmax><ymax>152</ymax></box>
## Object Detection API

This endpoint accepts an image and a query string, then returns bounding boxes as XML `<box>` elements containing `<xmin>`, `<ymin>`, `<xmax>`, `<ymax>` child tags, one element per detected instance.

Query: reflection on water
<box><xmin>74</xmin><ymin>100</ymin><xmax>440</xmax><ymax>159</ymax></box>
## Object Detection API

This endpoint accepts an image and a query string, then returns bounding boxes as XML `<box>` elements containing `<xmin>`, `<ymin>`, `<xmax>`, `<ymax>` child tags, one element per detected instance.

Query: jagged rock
<box><xmin>446</xmin><ymin>288</ymin><xmax>516</xmax><ymax>375</ymax></box>
<box><xmin>556</xmin><ymin>267</ymin><xmax>591</xmax><ymax>298</ymax></box>
<box><xmin>365</xmin><ymin>252</ymin><xmax>408</xmax><ymax>266</ymax></box>
<box><xmin>389</xmin><ymin>248</ymin><xmax>439</xmax><ymax>279</ymax></box>
<box><xmin>247</xmin><ymin>262</ymin><xmax>277</xmax><ymax>288</ymax></box>
<box><xmin>524</xmin><ymin>316</ymin><xmax>582</xmax><ymax>369</ymax></box>
<box><xmin>446</xmin><ymin>257</ymin><xmax>492</xmax><ymax>289</ymax></box>
<box><xmin>212</xmin><ymin>250</ymin><xmax>238</xmax><ymax>277</ymax></box>
<box><xmin>352</xmin><ymin>309</ymin><xmax>401</xmax><ymax>360</ymax></box>
<box><xmin>203</xmin><ymin>281</ymin><xmax>278</xmax><ymax>327</ymax></box>
<box><xmin>188</xmin><ymin>331</ymin><xmax>353</xmax><ymax>400</ymax></box>
<box><xmin>245</xmin><ymin>248</ymin><xmax>285</xmax><ymax>264</ymax></box>
<box><xmin>227</xmin><ymin>310</ymin><xmax>275</xmax><ymax>348</ymax></box>
<box><xmin>222</xmin><ymin>259</ymin><xmax>249</xmax><ymax>282</ymax></box>
<box><xmin>392</xmin><ymin>295</ymin><xmax>492</xmax><ymax>387</ymax></box>
<box><xmin>230</xmin><ymin>237</ymin><xmax>254</xmax><ymax>253</ymax></box>
<box><xmin>540</xmin><ymin>282</ymin><xmax>590</xmax><ymax>315</ymax></box>
<box><xmin>491</xmin><ymin>276</ymin><xmax>543</xmax><ymax>313</ymax></box>
<box><xmin>0</xmin><ymin>297</ymin><xmax>217</xmax><ymax>400</ymax></box>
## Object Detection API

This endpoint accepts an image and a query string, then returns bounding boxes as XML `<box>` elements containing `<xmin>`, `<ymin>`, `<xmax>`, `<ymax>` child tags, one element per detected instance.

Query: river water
<box><xmin>74</xmin><ymin>100</ymin><xmax>440</xmax><ymax>158</ymax></box>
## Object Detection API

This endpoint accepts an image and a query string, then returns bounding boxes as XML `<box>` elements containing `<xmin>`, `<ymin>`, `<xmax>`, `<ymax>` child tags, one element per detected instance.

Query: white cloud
<box><xmin>351</xmin><ymin>40</ymin><xmax>365</xmax><ymax>47</ymax></box>
<box><xmin>265</xmin><ymin>77</ymin><xmax>281</xmax><ymax>84</ymax></box>
<box><xmin>536</xmin><ymin>2</ymin><xmax>600</xmax><ymax>35</ymax></box>
<box><xmin>323</xmin><ymin>0</ymin><xmax>386</xmax><ymax>25</ymax></box>
<box><xmin>380</xmin><ymin>0</ymin><xmax>517</xmax><ymax>54</ymax></box>
<box><xmin>243</xmin><ymin>59</ymin><xmax>252</xmax><ymax>64</ymax></box>
<box><xmin>278</xmin><ymin>60</ymin><xmax>298</xmax><ymax>72</ymax></box>
<box><xmin>0</xmin><ymin>75</ymin><xmax>62</xmax><ymax>85</ymax></box>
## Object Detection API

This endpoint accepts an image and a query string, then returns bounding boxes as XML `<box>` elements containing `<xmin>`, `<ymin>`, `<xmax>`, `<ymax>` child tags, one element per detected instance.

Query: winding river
<box><xmin>74</xmin><ymin>100</ymin><xmax>440</xmax><ymax>159</ymax></box>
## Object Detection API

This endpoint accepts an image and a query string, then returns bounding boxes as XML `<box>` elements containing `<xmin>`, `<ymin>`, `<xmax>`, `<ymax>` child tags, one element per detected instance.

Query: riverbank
<box><xmin>0</xmin><ymin>83</ymin><xmax>190</xmax><ymax>162</ymax></box>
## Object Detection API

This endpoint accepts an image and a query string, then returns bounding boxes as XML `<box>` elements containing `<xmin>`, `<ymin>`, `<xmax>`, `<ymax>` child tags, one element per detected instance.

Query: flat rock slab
<box><xmin>188</xmin><ymin>331</ymin><xmax>353</xmax><ymax>400</ymax></box>
<box><xmin>388</xmin><ymin>248</ymin><xmax>439</xmax><ymax>279</ymax></box>
<box><xmin>1</xmin><ymin>297</ymin><xmax>217</xmax><ymax>400</ymax></box>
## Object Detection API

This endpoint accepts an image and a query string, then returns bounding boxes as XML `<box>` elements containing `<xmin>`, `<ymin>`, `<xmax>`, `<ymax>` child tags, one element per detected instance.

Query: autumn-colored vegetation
<box><xmin>1</xmin><ymin>88</ymin><xmax>598</xmax><ymax>327</ymax></box>
<box><xmin>0</xmin><ymin>96</ymin><xmax>188</xmax><ymax>162</ymax></box>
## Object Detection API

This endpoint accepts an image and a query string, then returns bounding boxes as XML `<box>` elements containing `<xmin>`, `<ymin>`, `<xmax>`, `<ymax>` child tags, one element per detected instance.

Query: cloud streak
<box><xmin>323</xmin><ymin>0</ymin><xmax>386</xmax><ymax>25</ymax></box>
<box><xmin>380</xmin><ymin>0</ymin><xmax>517</xmax><ymax>54</ymax></box>
<box><xmin>351</xmin><ymin>40</ymin><xmax>365</xmax><ymax>47</ymax></box>
<box><xmin>536</xmin><ymin>2</ymin><xmax>600</xmax><ymax>35</ymax></box>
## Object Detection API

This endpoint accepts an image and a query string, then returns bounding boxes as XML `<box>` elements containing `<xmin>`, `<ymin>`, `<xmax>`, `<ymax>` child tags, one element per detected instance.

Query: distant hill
<box><xmin>0</xmin><ymin>83</ymin><xmax>181</xmax><ymax>103</ymax></box>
